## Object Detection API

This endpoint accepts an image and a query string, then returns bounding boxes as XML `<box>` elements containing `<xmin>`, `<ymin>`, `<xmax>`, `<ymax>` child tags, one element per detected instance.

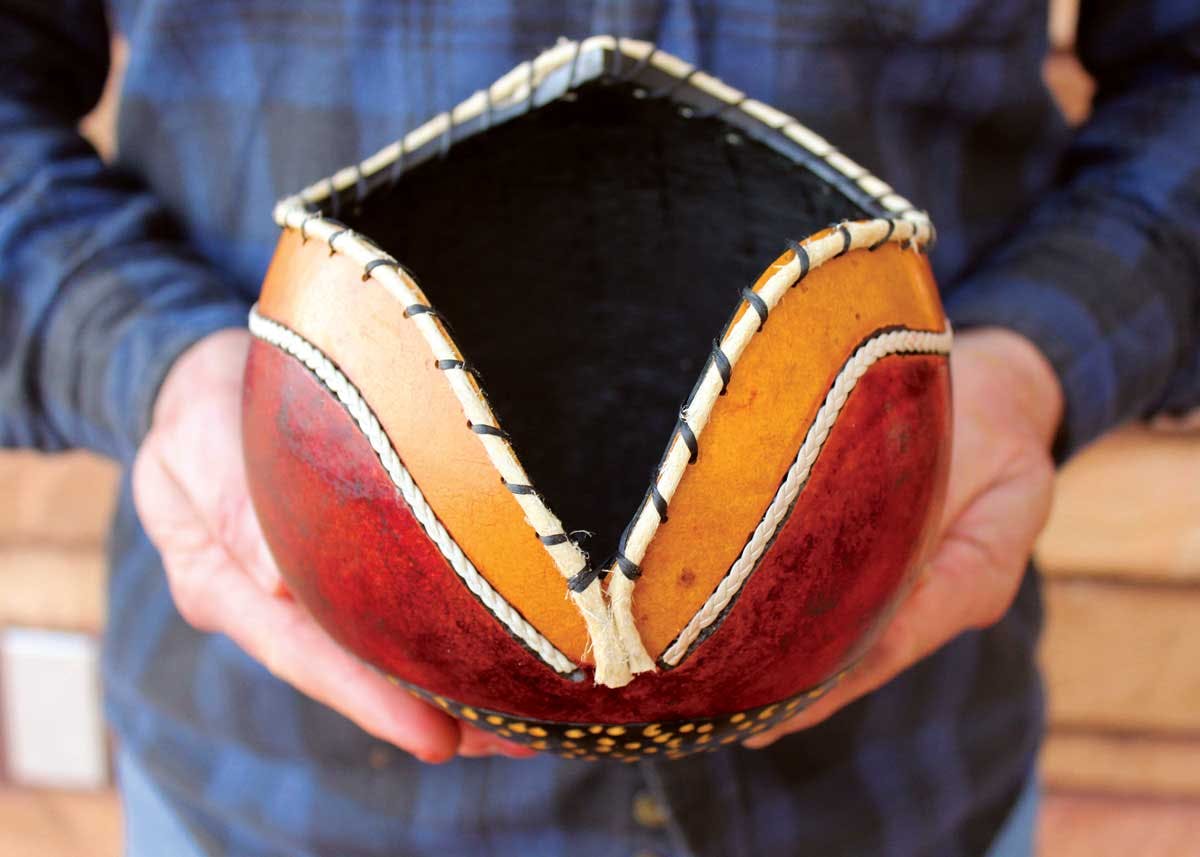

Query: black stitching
<box><xmin>363</xmin><ymin>258</ymin><xmax>399</xmax><ymax>281</ymax></box>
<box><xmin>676</xmin><ymin>417</ymin><xmax>699</xmax><ymax>464</ymax></box>
<box><xmin>327</xmin><ymin>178</ymin><xmax>340</xmax><ymax>219</ymax></box>
<box><xmin>539</xmin><ymin>532</ymin><xmax>570</xmax><ymax>546</ymax></box>
<box><xmin>403</xmin><ymin>303</ymin><xmax>438</xmax><ymax>319</ymax></box>
<box><xmin>786</xmin><ymin>239</ymin><xmax>811</xmax><ymax>283</ymax></box>
<box><xmin>440</xmin><ymin>108</ymin><xmax>454</xmax><ymax>158</ymax></box>
<box><xmin>567</xmin><ymin>564</ymin><xmax>599</xmax><ymax>592</ymax></box>
<box><xmin>469</xmin><ymin>421</ymin><xmax>510</xmax><ymax>441</ymax></box>
<box><xmin>327</xmin><ymin>229</ymin><xmax>349</xmax><ymax>255</ymax></box>
<box><xmin>352</xmin><ymin>163</ymin><xmax>367</xmax><ymax>205</ymax></box>
<box><xmin>565</xmin><ymin>39</ymin><xmax>583</xmax><ymax>87</ymax></box>
<box><xmin>482</xmin><ymin>85</ymin><xmax>494</xmax><ymax>130</ymax></box>
<box><xmin>501</xmin><ymin>478</ymin><xmax>536</xmax><ymax>496</ymax></box>
<box><xmin>299</xmin><ymin>213</ymin><xmax>318</xmax><ymax>243</ymax></box>
<box><xmin>650</xmin><ymin>484</ymin><xmax>669</xmax><ymax>523</ymax></box>
<box><xmin>904</xmin><ymin>220</ymin><xmax>922</xmax><ymax>249</ymax></box>
<box><xmin>694</xmin><ymin>94</ymin><xmax>746</xmax><ymax>120</ymax></box>
<box><xmin>741</xmin><ymin>288</ymin><xmax>769</xmax><ymax>330</ymax></box>
<box><xmin>435</xmin><ymin>358</ymin><xmax>470</xmax><ymax>371</ymax></box>
<box><xmin>835</xmin><ymin>223</ymin><xmax>853</xmax><ymax>257</ymax></box>
<box><xmin>614</xmin><ymin>553</ymin><xmax>642</xmax><ymax>580</ymax></box>
<box><xmin>868</xmin><ymin>219</ymin><xmax>895</xmax><ymax>251</ymax></box>
<box><xmin>710</xmin><ymin>340</ymin><xmax>732</xmax><ymax>393</ymax></box>
<box><xmin>650</xmin><ymin>67</ymin><xmax>699</xmax><ymax>99</ymax></box>
<box><xmin>619</xmin><ymin>45</ymin><xmax>656</xmax><ymax>81</ymax></box>
<box><xmin>388</xmin><ymin>138</ymin><xmax>406</xmax><ymax>187</ymax></box>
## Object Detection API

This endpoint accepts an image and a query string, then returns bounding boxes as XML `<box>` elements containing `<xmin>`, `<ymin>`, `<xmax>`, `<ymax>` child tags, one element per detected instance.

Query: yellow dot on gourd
<box><xmin>562</xmin><ymin>740</ymin><xmax>578</xmax><ymax>749</ymax></box>
<box><xmin>696</xmin><ymin>734</ymin><xmax>712</xmax><ymax>745</ymax></box>
<box><xmin>643</xmin><ymin>723</ymin><xmax>662</xmax><ymax>736</ymax></box>
<box><xmin>786</xmin><ymin>698</ymin><xmax>804</xmax><ymax>711</ymax></box>
<box><xmin>460</xmin><ymin>707</ymin><xmax>479</xmax><ymax>721</ymax></box>
<box><xmin>758</xmin><ymin>706</ymin><xmax>778</xmax><ymax>720</ymax></box>
<box><xmin>530</xmin><ymin>741</ymin><xmax>547</xmax><ymax>750</ymax></box>
<box><xmin>730</xmin><ymin>713</ymin><xmax>747</xmax><ymax>724</ymax></box>
<box><xmin>508</xmin><ymin>722</ymin><xmax>527</xmax><ymax>734</ymax></box>
<box><xmin>528</xmin><ymin>727</ymin><xmax>548</xmax><ymax>737</ymax></box>
<box><xmin>679</xmin><ymin>723</ymin><xmax>695</xmax><ymax>733</ymax></box>
<box><xmin>653</xmin><ymin>733</ymin><xmax>674</xmax><ymax>744</ymax></box>
<box><xmin>807</xmin><ymin>687</ymin><xmax>825</xmax><ymax>699</ymax></box>
<box><xmin>624</xmin><ymin>742</ymin><xmax>643</xmax><ymax>750</ymax></box>
<box><xmin>497</xmin><ymin>729</ymin><xmax>513</xmax><ymax>738</ymax></box>
<box><xmin>667</xmin><ymin>737</ymin><xmax>683</xmax><ymax>748</ymax></box>
<box><xmin>721</xmin><ymin>735</ymin><xmax>739</xmax><ymax>744</ymax></box>
<box><xmin>737</xmin><ymin>721</ymin><xmax>754</xmax><ymax>731</ymax></box>
<box><xmin>597</xmin><ymin>737</ymin><xmax>616</xmax><ymax>746</ymax></box>
<box><xmin>606</xmin><ymin>726</ymin><xmax>627</xmax><ymax>736</ymax></box>
<box><xmin>565</xmin><ymin>728</ymin><xmax>585</xmax><ymax>739</ymax></box>
<box><xmin>644</xmin><ymin>747</ymin><xmax>658</xmax><ymax>754</ymax></box>
<box><xmin>581</xmin><ymin>755</ymin><xmax>598</xmax><ymax>761</ymax></box>
<box><xmin>588</xmin><ymin>725</ymin><xmax>604</xmax><ymax>734</ymax></box>
<box><xmin>622</xmin><ymin>756</ymin><xmax>640</xmax><ymax>764</ymax></box>
<box><xmin>433</xmin><ymin>696</ymin><xmax>450</xmax><ymax>709</ymax></box>
<box><xmin>697</xmin><ymin>723</ymin><xmax>714</xmax><ymax>734</ymax></box>
<box><xmin>486</xmin><ymin>715</ymin><xmax>505</xmax><ymax>725</ymax></box>
<box><xmin>596</xmin><ymin>744</ymin><xmax>612</xmax><ymax>753</ymax></box>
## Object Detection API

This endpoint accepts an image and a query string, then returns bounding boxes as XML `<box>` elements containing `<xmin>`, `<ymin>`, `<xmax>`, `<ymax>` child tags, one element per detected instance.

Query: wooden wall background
<box><xmin>2</xmin><ymin>3</ymin><xmax>1198</xmax><ymax>855</ymax></box>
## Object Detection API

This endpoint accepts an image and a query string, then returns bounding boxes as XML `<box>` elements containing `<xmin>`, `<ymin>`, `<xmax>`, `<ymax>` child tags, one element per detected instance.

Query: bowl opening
<box><xmin>344</xmin><ymin>80</ymin><xmax>869</xmax><ymax>564</ymax></box>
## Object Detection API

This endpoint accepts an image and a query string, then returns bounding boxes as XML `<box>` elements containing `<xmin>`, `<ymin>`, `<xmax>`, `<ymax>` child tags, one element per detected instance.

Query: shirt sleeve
<box><xmin>946</xmin><ymin>1</ymin><xmax>1200</xmax><ymax>460</ymax></box>
<box><xmin>0</xmin><ymin>1</ymin><xmax>249</xmax><ymax>462</ymax></box>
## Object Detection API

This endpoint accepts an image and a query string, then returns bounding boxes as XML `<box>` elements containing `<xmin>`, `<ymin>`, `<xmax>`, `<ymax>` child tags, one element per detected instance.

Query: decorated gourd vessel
<box><xmin>243</xmin><ymin>37</ymin><xmax>952</xmax><ymax>761</ymax></box>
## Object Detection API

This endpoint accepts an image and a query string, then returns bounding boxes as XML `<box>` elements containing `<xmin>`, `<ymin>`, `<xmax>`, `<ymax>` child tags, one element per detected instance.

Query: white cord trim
<box><xmin>248</xmin><ymin>308</ymin><xmax>580</xmax><ymax>677</ymax></box>
<box><xmin>272</xmin><ymin>36</ymin><xmax>931</xmax><ymax>230</ymax></box>
<box><xmin>658</xmin><ymin>323</ymin><xmax>953</xmax><ymax>668</ymax></box>
<box><xmin>267</xmin><ymin>36</ymin><xmax>939</xmax><ymax>688</ymax></box>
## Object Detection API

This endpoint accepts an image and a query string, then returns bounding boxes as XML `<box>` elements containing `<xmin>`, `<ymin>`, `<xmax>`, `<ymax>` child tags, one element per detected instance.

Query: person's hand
<box><xmin>133</xmin><ymin>329</ymin><xmax>534</xmax><ymax>763</ymax></box>
<box><xmin>745</xmin><ymin>326</ymin><xmax>1063</xmax><ymax>747</ymax></box>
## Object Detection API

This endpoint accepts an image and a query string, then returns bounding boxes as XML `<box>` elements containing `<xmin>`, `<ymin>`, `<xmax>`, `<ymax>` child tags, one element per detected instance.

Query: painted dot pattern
<box><xmin>388</xmin><ymin>670</ymin><xmax>849</xmax><ymax>761</ymax></box>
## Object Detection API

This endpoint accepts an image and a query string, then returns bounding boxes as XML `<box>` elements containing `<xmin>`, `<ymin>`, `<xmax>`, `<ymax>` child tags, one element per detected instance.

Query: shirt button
<box><xmin>632</xmin><ymin>790</ymin><xmax>670</xmax><ymax>829</ymax></box>
<box><xmin>368</xmin><ymin>745</ymin><xmax>392</xmax><ymax>769</ymax></box>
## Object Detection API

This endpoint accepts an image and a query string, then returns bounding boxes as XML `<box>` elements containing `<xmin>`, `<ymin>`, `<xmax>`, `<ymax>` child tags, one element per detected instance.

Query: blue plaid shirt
<box><xmin>3</xmin><ymin>2</ymin><xmax>1198</xmax><ymax>855</ymax></box>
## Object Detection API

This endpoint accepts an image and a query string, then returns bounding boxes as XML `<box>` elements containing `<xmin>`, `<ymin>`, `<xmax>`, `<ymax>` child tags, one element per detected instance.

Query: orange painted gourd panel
<box><xmin>634</xmin><ymin>241</ymin><xmax>946</xmax><ymax>657</ymax></box>
<box><xmin>256</xmin><ymin>230</ymin><xmax>590</xmax><ymax>662</ymax></box>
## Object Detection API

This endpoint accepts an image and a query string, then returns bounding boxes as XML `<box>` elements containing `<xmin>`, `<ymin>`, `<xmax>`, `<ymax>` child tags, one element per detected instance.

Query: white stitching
<box><xmin>247</xmin><ymin>308</ymin><xmax>579</xmax><ymax>676</ymax></box>
<box><xmin>659</xmin><ymin>323</ymin><xmax>953</xmax><ymax>668</ymax></box>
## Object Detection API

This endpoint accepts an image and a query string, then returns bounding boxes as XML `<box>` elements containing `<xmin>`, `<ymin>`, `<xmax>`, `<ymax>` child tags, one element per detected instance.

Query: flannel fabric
<box><xmin>1</xmin><ymin>1</ymin><xmax>1197</xmax><ymax>855</ymax></box>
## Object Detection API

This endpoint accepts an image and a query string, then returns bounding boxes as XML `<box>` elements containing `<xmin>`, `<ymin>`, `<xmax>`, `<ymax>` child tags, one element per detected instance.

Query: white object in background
<box><xmin>1</xmin><ymin>627</ymin><xmax>108</xmax><ymax>788</ymax></box>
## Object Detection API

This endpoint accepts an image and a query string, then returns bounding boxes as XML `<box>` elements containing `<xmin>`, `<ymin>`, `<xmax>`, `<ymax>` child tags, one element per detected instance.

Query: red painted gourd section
<box><xmin>243</xmin><ymin>339</ymin><xmax>950</xmax><ymax>724</ymax></box>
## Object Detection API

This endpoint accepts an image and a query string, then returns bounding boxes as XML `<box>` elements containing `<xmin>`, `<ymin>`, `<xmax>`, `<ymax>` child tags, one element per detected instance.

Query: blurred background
<box><xmin>1</xmin><ymin>1</ymin><xmax>1198</xmax><ymax>855</ymax></box>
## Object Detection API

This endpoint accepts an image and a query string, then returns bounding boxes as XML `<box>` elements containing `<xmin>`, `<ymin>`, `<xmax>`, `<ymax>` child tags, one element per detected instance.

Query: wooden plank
<box><xmin>0</xmin><ymin>451</ymin><xmax>118</xmax><ymax>548</ymax></box>
<box><xmin>1041</xmin><ymin>579</ymin><xmax>1200</xmax><ymax>733</ymax></box>
<box><xmin>1042</xmin><ymin>732</ymin><xmax>1200</xmax><ymax>798</ymax></box>
<box><xmin>1040</xmin><ymin>791</ymin><xmax>1200</xmax><ymax>857</ymax></box>
<box><xmin>0</xmin><ymin>787</ymin><xmax>121</xmax><ymax>857</ymax></box>
<box><xmin>0</xmin><ymin>547</ymin><xmax>107</xmax><ymax>634</ymax></box>
<box><xmin>1035</xmin><ymin>426</ymin><xmax>1200</xmax><ymax>583</ymax></box>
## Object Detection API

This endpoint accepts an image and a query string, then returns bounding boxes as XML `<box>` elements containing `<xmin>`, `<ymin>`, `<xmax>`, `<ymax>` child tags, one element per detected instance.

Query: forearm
<box><xmin>0</xmin><ymin>1</ymin><xmax>247</xmax><ymax>460</ymax></box>
<box><xmin>947</xmin><ymin>6</ymin><xmax>1200</xmax><ymax>459</ymax></box>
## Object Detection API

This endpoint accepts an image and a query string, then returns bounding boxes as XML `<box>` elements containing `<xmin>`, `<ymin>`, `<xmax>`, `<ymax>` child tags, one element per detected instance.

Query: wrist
<box><xmin>952</xmin><ymin>327</ymin><xmax>1064</xmax><ymax>449</ymax></box>
<box><xmin>151</xmin><ymin>328</ymin><xmax>250</xmax><ymax>431</ymax></box>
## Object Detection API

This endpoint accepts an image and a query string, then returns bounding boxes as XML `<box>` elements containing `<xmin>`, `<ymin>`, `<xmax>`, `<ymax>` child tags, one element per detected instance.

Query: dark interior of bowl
<box><xmin>344</xmin><ymin>80</ymin><xmax>868</xmax><ymax>566</ymax></box>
